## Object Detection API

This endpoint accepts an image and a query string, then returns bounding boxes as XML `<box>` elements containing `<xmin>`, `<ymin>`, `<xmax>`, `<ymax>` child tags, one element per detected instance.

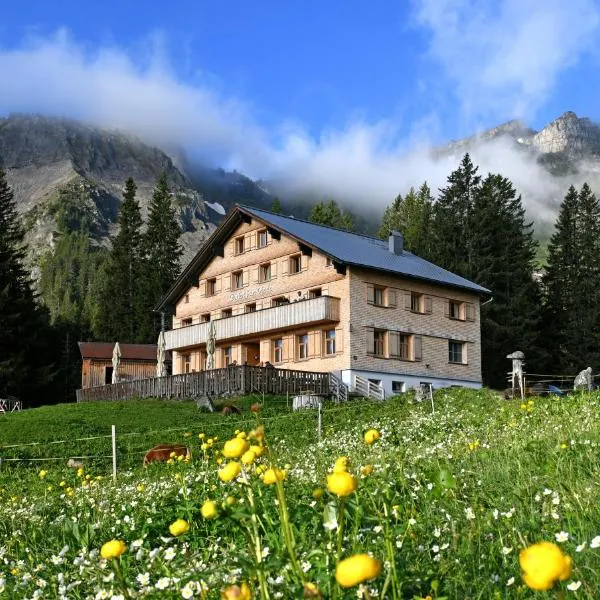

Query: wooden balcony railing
<box><xmin>76</xmin><ymin>365</ymin><xmax>330</xmax><ymax>403</ymax></box>
<box><xmin>165</xmin><ymin>295</ymin><xmax>341</xmax><ymax>351</ymax></box>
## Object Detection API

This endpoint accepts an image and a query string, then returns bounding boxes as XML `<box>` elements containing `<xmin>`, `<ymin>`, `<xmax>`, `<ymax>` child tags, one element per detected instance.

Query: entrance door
<box><xmin>243</xmin><ymin>343</ymin><xmax>261</xmax><ymax>366</ymax></box>
<box><xmin>105</xmin><ymin>366</ymin><xmax>113</xmax><ymax>385</ymax></box>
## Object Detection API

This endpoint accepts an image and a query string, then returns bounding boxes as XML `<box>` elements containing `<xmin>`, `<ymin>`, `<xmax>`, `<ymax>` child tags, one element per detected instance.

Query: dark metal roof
<box><xmin>157</xmin><ymin>204</ymin><xmax>490</xmax><ymax>310</ymax></box>
<box><xmin>239</xmin><ymin>206</ymin><xmax>491</xmax><ymax>295</ymax></box>
<box><xmin>78</xmin><ymin>342</ymin><xmax>167</xmax><ymax>361</ymax></box>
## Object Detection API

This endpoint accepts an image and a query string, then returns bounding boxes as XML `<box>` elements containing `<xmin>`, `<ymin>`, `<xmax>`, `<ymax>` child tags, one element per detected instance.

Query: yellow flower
<box><xmin>39</xmin><ymin>469</ymin><xmax>48</xmax><ymax>479</ymax></box>
<box><xmin>224</xmin><ymin>495</ymin><xmax>237</xmax><ymax>507</ymax></box>
<box><xmin>76</xmin><ymin>467</ymin><xmax>84</xmax><ymax>478</ymax></box>
<box><xmin>223</xmin><ymin>438</ymin><xmax>250</xmax><ymax>459</ymax></box>
<box><xmin>221</xmin><ymin>582</ymin><xmax>252</xmax><ymax>599</ymax></box>
<box><xmin>263</xmin><ymin>468</ymin><xmax>286</xmax><ymax>484</ymax></box>
<box><xmin>241</xmin><ymin>449</ymin><xmax>257</xmax><ymax>465</ymax></box>
<box><xmin>249</xmin><ymin>444</ymin><xmax>264</xmax><ymax>457</ymax></box>
<box><xmin>236</xmin><ymin>431</ymin><xmax>247</xmax><ymax>439</ymax></box>
<box><xmin>333</xmin><ymin>456</ymin><xmax>350</xmax><ymax>473</ymax></box>
<box><xmin>184</xmin><ymin>431</ymin><xmax>192</xmax><ymax>437</ymax></box>
<box><xmin>312</xmin><ymin>488</ymin><xmax>324</xmax><ymax>500</ymax></box>
<box><xmin>100</xmin><ymin>539</ymin><xmax>127</xmax><ymax>559</ymax></box>
<box><xmin>199</xmin><ymin>433</ymin><xmax>206</xmax><ymax>440</ymax></box>
<box><xmin>327</xmin><ymin>471</ymin><xmax>357</xmax><ymax>497</ymax></box>
<box><xmin>136</xmin><ymin>484</ymin><xmax>145</xmax><ymax>493</ymax></box>
<box><xmin>303</xmin><ymin>582</ymin><xmax>322</xmax><ymax>597</ymax></box>
<box><xmin>59</xmin><ymin>480</ymin><xmax>66</xmax><ymax>487</ymax></box>
<box><xmin>519</xmin><ymin>541</ymin><xmax>572</xmax><ymax>591</ymax></box>
<box><xmin>361</xmin><ymin>465</ymin><xmax>374</xmax><ymax>476</ymax></box>
<box><xmin>201</xmin><ymin>500</ymin><xmax>218</xmax><ymax>519</ymax></box>
<box><xmin>254</xmin><ymin>464</ymin><xmax>267</xmax><ymax>475</ymax></box>
<box><xmin>560</xmin><ymin>443</ymin><xmax>568</xmax><ymax>449</ymax></box>
<box><xmin>249</xmin><ymin>425</ymin><xmax>265</xmax><ymax>442</ymax></box>
<box><xmin>169</xmin><ymin>518</ymin><xmax>190</xmax><ymax>536</ymax></box>
<box><xmin>364</xmin><ymin>429</ymin><xmax>380</xmax><ymax>445</ymax></box>
<box><xmin>219</xmin><ymin>461</ymin><xmax>242</xmax><ymax>482</ymax></box>
<box><xmin>201</xmin><ymin>443</ymin><xmax>209</xmax><ymax>451</ymax></box>
<box><xmin>335</xmin><ymin>553</ymin><xmax>381</xmax><ymax>588</ymax></box>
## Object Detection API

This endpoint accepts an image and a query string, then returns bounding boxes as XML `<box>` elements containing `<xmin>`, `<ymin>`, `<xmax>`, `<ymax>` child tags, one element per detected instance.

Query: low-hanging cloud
<box><xmin>0</xmin><ymin>3</ymin><xmax>599</xmax><ymax>231</ymax></box>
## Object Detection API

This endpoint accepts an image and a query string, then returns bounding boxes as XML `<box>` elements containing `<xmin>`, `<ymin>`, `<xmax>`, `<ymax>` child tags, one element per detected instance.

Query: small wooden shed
<box><xmin>78</xmin><ymin>342</ymin><xmax>171</xmax><ymax>389</ymax></box>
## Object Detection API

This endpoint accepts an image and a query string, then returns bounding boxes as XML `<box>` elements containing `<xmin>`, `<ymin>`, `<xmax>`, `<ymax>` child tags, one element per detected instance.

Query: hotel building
<box><xmin>157</xmin><ymin>205</ymin><xmax>490</xmax><ymax>396</ymax></box>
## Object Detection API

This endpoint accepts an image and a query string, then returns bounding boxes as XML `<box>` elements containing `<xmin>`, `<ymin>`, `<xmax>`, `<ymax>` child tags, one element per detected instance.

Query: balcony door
<box><xmin>243</xmin><ymin>342</ymin><xmax>261</xmax><ymax>366</ymax></box>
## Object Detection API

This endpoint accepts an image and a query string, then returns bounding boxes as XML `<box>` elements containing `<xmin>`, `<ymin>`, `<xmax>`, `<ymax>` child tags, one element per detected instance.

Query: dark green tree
<box><xmin>308</xmin><ymin>199</ymin><xmax>354</xmax><ymax>231</ymax></box>
<box><xmin>138</xmin><ymin>173</ymin><xmax>182</xmax><ymax>342</ymax></box>
<box><xmin>271</xmin><ymin>197</ymin><xmax>282</xmax><ymax>214</ymax></box>
<box><xmin>95</xmin><ymin>178</ymin><xmax>144</xmax><ymax>342</ymax></box>
<box><xmin>471</xmin><ymin>174</ymin><xmax>542</xmax><ymax>387</ymax></box>
<box><xmin>0</xmin><ymin>169</ymin><xmax>55</xmax><ymax>401</ymax></box>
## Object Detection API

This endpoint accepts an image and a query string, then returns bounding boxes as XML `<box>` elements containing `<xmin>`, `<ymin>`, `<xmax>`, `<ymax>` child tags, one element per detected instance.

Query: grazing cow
<box><xmin>221</xmin><ymin>405</ymin><xmax>241</xmax><ymax>416</ymax></box>
<box><xmin>143</xmin><ymin>444</ymin><xmax>191</xmax><ymax>466</ymax></box>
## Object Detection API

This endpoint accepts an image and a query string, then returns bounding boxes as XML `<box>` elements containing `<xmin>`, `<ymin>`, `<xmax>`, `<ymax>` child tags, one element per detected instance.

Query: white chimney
<box><xmin>389</xmin><ymin>231</ymin><xmax>404</xmax><ymax>255</ymax></box>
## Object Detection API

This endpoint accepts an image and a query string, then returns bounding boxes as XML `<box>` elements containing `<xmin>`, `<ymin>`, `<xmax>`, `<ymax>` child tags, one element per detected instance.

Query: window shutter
<box><xmin>413</xmin><ymin>335</ymin><xmax>423</xmax><ymax>361</ymax></box>
<box><xmin>389</xmin><ymin>331</ymin><xmax>400</xmax><ymax>358</ymax></box>
<box><xmin>466</xmin><ymin>303</ymin><xmax>476</xmax><ymax>322</ymax></box>
<box><xmin>199</xmin><ymin>280</ymin><xmax>206</xmax><ymax>297</ymax></box>
<box><xmin>366</xmin><ymin>284</ymin><xmax>375</xmax><ymax>305</ymax></box>
<box><xmin>282</xmin><ymin>259</ymin><xmax>289</xmax><ymax>276</ymax></box>
<box><xmin>215</xmin><ymin>277</ymin><xmax>222</xmax><ymax>294</ymax></box>
<box><xmin>462</xmin><ymin>342</ymin><xmax>468</xmax><ymax>364</ymax></box>
<box><xmin>243</xmin><ymin>270</ymin><xmax>249</xmax><ymax>287</ymax></box>
<box><xmin>444</xmin><ymin>300</ymin><xmax>450</xmax><ymax>318</ymax></box>
<box><xmin>301</xmin><ymin>255</ymin><xmax>309</xmax><ymax>271</ymax></box>
<box><xmin>282</xmin><ymin>336</ymin><xmax>291</xmax><ymax>362</ymax></box>
<box><xmin>425</xmin><ymin>296</ymin><xmax>433</xmax><ymax>314</ymax></box>
<box><xmin>248</xmin><ymin>233</ymin><xmax>255</xmax><ymax>250</ymax></box>
<box><xmin>309</xmin><ymin>331</ymin><xmax>318</xmax><ymax>357</ymax></box>
<box><xmin>271</xmin><ymin>261</ymin><xmax>277</xmax><ymax>279</ymax></box>
<box><xmin>223</xmin><ymin>274</ymin><xmax>231</xmax><ymax>292</ymax></box>
<box><xmin>366</xmin><ymin>327</ymin><xmax>375</xmax><ymax>355</ymax></box>
<box><xmin>252</xmin><ymin>266</ymin><xmax>259</xmax><ymax>283</ymax></box>
<box><xmin>335</xmin><ymin>327</ymin><xmax>343</xmax><ymax>352</ymax></box>
<box><xmin>405</xmin><ymin>293</ymin><xmax>412</xmax><ymax>310</ymax></box>
<box><xmin>387</xmin><ymin>290</ymin><xmax>397</xmax><ymax>308</ymax></box>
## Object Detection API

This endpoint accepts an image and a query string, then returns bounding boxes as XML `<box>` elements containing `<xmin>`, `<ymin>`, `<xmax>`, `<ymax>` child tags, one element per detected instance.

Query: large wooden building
<box><xmin>156</xmin><ymin>205</ymin><xmax>490</xmax><ymax>396</ymax></box>
<box><xmin>78</xmin><ymin>343</ymin><xmax>168</xmax><ymax>389</ymax></box>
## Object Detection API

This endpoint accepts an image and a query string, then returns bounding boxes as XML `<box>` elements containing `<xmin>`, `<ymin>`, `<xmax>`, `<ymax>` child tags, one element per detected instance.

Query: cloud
<box><xmin>412</xmin><ymin>0</ymin><xmax>600</xmax><ymax>123</ymax></box>
<box><xmin>0</xmin><ymin>24</ymin><xmax>597</xmax><ymax>231</ymax></box>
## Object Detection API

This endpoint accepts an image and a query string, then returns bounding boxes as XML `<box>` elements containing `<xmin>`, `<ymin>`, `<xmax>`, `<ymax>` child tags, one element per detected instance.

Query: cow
<box><xmin>143</xmin><ymin>444</ymin><xmax>191</xmax><ymax>466</ymax></box>
<box><xmin>221</xmin><ymin>405</ymin><xmax>241</xmax><ymax>416</ymax></box>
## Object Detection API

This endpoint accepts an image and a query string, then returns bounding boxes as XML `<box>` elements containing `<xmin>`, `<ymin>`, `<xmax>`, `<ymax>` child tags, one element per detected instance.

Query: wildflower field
<box><xmin>1</xmin><ymin>389</ymin><xmax>600</xmax><ymax>599</ymax></box>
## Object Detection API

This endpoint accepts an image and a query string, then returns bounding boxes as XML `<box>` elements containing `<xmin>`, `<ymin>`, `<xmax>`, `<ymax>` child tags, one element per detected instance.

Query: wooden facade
<box><xmin>78</xmin><ymin>343</ymin><xmax>170</xmax><ymax>389</ymax></box>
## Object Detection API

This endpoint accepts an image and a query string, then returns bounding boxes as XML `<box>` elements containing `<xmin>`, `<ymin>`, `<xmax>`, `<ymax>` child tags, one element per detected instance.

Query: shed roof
<box><xmin>78</xmin><ymin>342</ymin><xmax>164</xmax><ymax>361</ymax></box>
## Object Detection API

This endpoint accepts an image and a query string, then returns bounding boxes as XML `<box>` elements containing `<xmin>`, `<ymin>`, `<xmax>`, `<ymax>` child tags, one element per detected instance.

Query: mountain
<box><xmin>0</xmin><ymin>114</ymin><xmax>275</xmax><ymax>268</ymax></box>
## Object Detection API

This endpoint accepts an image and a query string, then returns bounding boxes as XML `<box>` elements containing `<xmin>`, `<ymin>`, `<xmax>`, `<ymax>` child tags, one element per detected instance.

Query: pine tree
<box><xmin>95</xmin><ymin>178</ymin><xmax>144</xmax><ymax>342</ymax></box>
<box><xmin>308</xmin><ymin>199</ymin><xmax>354</xmax><ymax>231</ymax></box>
<box><xmin>432</xmin><ymin>153</ymin><xmax>481</xmax><ymax>279</ymax></box>
<box><xmin>543</xmin><ymin>184</ymin><xmax>600</xmax><ymax>372</ymax></box>
<box><xmin>138</xmin><ymin>173</ymin><xmax>182</xmax><ymax>342</ymax></box>
<box><xmin>271</xmin><ymin>197</ymin><xmax>282</xmax><ymax>214</ymax></box>
<box><xmin>471</xmin><ymin>174</ymin><xmax>542</xmax><ymax>387</ymax></box>
<box><xmin>0</xmin><ymin>168</ymin><xmax>54</xmax><ymax>400</ymax></box>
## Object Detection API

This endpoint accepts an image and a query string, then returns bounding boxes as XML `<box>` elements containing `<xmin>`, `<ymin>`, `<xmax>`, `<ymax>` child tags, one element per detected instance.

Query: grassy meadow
<box><xmin>1</xmin><ymin>389</ymin><xmax>600</xmax><ymax>599</ymax></box>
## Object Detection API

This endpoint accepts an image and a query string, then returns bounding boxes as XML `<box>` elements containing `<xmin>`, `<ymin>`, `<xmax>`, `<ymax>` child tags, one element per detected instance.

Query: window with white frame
<box><xmin>448</xmin><ymin>340</ymin><xmax>465</xmax><ymax>364</ymax></box>
<box><xmin>324</xmin><ymin>329</ymin><xmax>336</xmax><ymax>355</ymax></box>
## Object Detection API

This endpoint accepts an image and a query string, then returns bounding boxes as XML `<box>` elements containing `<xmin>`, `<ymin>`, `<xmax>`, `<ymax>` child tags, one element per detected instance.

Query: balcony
<box><xmin>164</xmin><ymin>295</ymin><xmax>341</xmax><ymax>351</ymax></box>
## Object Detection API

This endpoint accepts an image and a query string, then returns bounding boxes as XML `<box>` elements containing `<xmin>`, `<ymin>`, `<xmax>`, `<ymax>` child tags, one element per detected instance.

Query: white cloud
<box><xmin>413</xmin><ymin>0</ymin><xmax>600</xmax><ymax>123</ymax></box>
<box><xmin>0</xmin><ymin>24</ymin><xmax>597</xmax><ymax>231</ymax></box>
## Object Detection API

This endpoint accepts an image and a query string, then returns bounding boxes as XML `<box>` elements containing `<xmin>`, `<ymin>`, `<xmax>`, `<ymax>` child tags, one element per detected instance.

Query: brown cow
<box><xmin>143</xmin><ymin>444</ymin><xmax>191</xmax><ymax>466</ymax></box>
<box><xmin>221</xmin><ymin>405</ymin><xmax>241</xmax><ymax>416</ymax></box>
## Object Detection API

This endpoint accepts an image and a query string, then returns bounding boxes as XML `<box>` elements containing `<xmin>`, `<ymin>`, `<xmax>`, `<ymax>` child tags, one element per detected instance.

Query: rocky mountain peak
<box><xmin>532</xmin><ymin>111</ymin><xmax>600</xmax><ymax>158</ymax></box>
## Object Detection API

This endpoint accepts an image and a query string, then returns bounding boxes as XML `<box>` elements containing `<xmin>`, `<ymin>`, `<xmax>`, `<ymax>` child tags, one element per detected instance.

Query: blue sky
<box><xmin>1</xmin><ymin>1</ymin><xmax>600</xmax><ymax>212</ymax></box>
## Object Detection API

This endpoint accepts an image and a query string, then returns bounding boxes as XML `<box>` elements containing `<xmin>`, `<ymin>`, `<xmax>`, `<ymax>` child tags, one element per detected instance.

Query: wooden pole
<box><xmin>317</xmin><ymin>401</ymin><xmax>322</xmax><ymax>440</ymax></box>
<box><xmin>112</xmin><ymin>425</ymin><xmax>117</xmax><ymax>483</ymax></box>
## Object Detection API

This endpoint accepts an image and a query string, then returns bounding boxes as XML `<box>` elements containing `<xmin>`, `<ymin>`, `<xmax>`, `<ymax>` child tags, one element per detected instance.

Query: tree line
<box><xmin>2</xmin><ymin>152</ymin><xmax>600</xmax><ymax>404</ymax></box>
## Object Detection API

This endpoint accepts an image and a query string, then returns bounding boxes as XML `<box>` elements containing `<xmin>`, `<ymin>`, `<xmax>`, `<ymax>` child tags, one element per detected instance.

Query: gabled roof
<box><xmin>157</xmin><ymin>204</ymin><xmax>490</xmax><ymax>310</ymax></box>
<box><xmin>78</xmin><ymin>342</ymin><xmax>165</xmax><ymax>361</ymax></box>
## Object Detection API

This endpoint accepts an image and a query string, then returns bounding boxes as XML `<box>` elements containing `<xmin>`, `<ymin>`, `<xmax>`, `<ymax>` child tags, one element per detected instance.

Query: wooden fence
<box><xmin>76</xmin><ymin>365</ymin><xmax>330</xmax><ymax>403</ymax></box>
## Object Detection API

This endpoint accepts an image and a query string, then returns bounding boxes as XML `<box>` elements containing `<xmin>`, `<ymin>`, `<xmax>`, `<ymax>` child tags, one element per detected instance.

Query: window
<box><xmin>411</xmin><ymin>292</ymin><xmax>424</xmax><ymax>313</ymax></box>
<box><xmin>221</xmin><ymin>308</ymin><xmax>232</xmax><ymax>319</ymax></box>
<box><xmin>206</xmin><ymin>278</ymin><xmax>216</xmax><ymax>296</ymax></box>
<box><xmin>272</xmin><ymin>296</ymin><xmax>289</xmax><ymax>307</ymax></box>
<box><xmin>273</xmin><ymin>338</ymin><xmax>283</xmax><ymax>363</ymax></box>
<box><xmin>289</xmin><ymin>254</ymin><xmax>301</xmax><ymax>275</ymax></box>
<box><xmin>257</xmin><ymin>229</ymin><xmax>268</xmax><ymax>248</ymax></box>
<box><xmin>392</xmin><ymin>381</ymin><xmax>405</xmax><ymax>394</ymax></box>
<box><xmin>309</xmin><ymin>288</ymin><xmax>322</xmax><ymax>298</ymax></box>
<box><xmin>448</xmin><ymin>300</ymin><xmax>464</xmax><ymax>320</ymax></box>
<box><xmin>259</xmin><ymin>263</ymin><xmax>272</xmax><ymax>283</ymax></box>
<box><xmin>297</xmin><ymin>334</ymin><xmax>309</xmax><ymax>360</ymax></box>
<box><xmin>234</xmin><ymin>236</ymin><xmax>245</xmax><ymax>255</ymax></box>
<box><xmin>449</xmin><ymin>341</ymin><xmax>465</xmax><ymax>364</ymax></box>
<box><xmin>223</xmin><ymin>346</ymin><xmax>233</xmax><ymax>366</ymax></box>
<box><xmin>373</xmin><ymin>286</ymin><xmax>385</xmax><ymax>306</ymax></box>
<box><xmin>182</xmin><ymin>317</ymin><xmax>192</xmax><ymax>327</ymax></box>
<box><xmin>232</xmin><ymin>270</ymin><xmax>244</xmax><ymax>290</ymax></box>
<box><xmin>245</xmin><ymin>303</ymin><xmax>257</xmax><ymax>313</ymax></box>
<box><xmin>184</xmin><ymin>294</ymin><xmax>189</xmax><ymax>304</ymax></box>
<box><xmin>398</xmin><ymin>334</ymin><xmax>410</xmax><ymax>360</ymax></box>
<box><xmin>324</xmin><ymin>329</ymin><xmax>336</xmax><ymax>355</ymax></box>
<box><xmin>326</xmin><ymin>257</ymin><xmax>334</xmax><ymax>267</ymax></box>
<box><xmin>373</xmin><ymin>329</ymin><xmax>386</xmax><ymax>357</ymax></box>
<box><xmin>183</xmin><ymin>354</ymin><xmax>191</xmax><ymax>373</ymax></box>
<box><xmin>200</xmin><ymin>313</ymin><xmax>210</xmax><ymax>323</ymax></box>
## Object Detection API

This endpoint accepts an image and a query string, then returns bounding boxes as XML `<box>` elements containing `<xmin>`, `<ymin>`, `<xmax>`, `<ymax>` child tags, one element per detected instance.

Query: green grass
<box><xmin>1</xmin><ymin>389</ymin><xmax>600</xmax><ymax>598</ymax></box>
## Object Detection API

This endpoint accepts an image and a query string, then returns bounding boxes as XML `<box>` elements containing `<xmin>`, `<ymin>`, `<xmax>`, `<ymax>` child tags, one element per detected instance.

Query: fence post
<box><xmin>317</xmin><ymin>400</ymin><xmax>322</xmax><ymax>441</ymax></box>
<box><xmin>111</xmin><ymin>425</ymin><xmax>117</xmax><ymax>483</ymax></box>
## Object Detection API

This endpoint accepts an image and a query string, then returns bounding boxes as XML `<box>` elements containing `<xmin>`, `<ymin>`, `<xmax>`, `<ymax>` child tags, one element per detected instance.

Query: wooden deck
<box><xmin>75</xmin><ymin>365</ymin><xmax>330</xmax><ymax>403</ymax></box>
